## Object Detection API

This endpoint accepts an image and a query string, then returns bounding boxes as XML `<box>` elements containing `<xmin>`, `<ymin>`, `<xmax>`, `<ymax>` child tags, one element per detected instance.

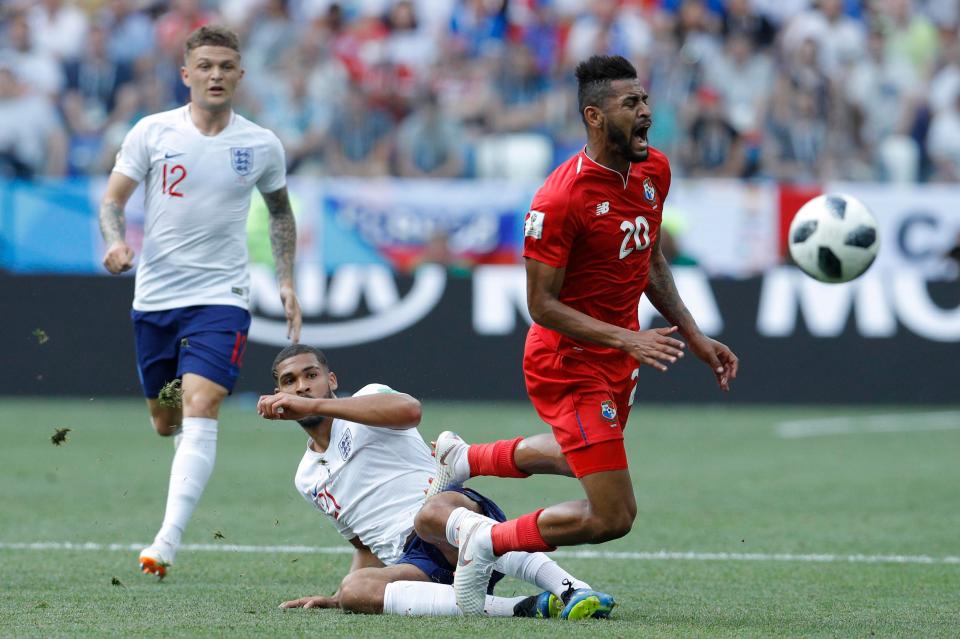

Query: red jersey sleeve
<box><xmin>522</xmin><ymin>183</ymin><xmax>581</xmax><ymax>269</ymax></box>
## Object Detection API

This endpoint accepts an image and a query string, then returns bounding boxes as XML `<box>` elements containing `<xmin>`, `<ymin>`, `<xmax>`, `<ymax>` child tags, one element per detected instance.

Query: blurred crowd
<box><xmin>2</xmin><ymin>0</ymin><xmax>960</xmax><ymax>183</ymax></box>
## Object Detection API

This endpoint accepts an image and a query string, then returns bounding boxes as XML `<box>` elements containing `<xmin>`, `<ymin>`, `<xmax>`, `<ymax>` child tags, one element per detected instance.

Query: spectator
<box><xmin>565</xmin><ymin>0</ymin><xmax>653</xmax><ymax>66</ymax></box>
<box><xmin>0</xmin><ymin>10</ymin><xmax>64</xmax><ymax>97</ymax></box>
<box><xmin>721</xmin><ymin>0</ymin><xmax>776</xmax><ymax>50</ymax></box>
<box><xmin>325</xmin><ymin>82</ymin><xmax>394</xmax><ymax>176</ymax></box>
<box><xmin>845</xmin><ymin>28</ymin><xmax>920</xmax><ymax>172</ymax></box>
<box><xmin>27</xmin><ymin>0</ymin><xmax>88</xmax><ymax>61</ymax></box>
<box><xmin>682</xmin><ymin>87</ymin><xmax>747</xmax><ymax>177</ymax></box>
<box><xmin>394</xmin><ymin>91</ymin><xmax>467</xmax><ymax>178</ymax></box>
<box><xmin>101</xmin><ymin>0</ymin><xmax>156</xmax><ymax>66</ymax></box>
<box><xmin>0</xmin><ymin>65</ymin><xmax>67</xmax><ymax>179</ymax></box>
<box><xmin>703</xmin><ymin>30</ymin><xmax>773</xmax><ymax>134</ymax></box>
<box><xmin>764</xmin><ymin>86</ymin><xmax>832</xmax><ymax>183</ymax></box>
<box><xmin>260</xmin><ymin>71</ymin><xmax>330</xmax><ymax>175</ymax></box>
<box><xmin>782</xmin><ymin>0</ymin><xmax>867</xmax><ymax>78</ymax></box>
<box><xmin>878</xmin><ymin>0</ymin><xmax>940</xmax><ymax>78</ymax></box>
<box><xmin>926</xmin><ymin>90</ymin><xmax>960</xmax><ymax>181</ymax></box>
<box><xmin>449</xmin><ymin>0</ymin><xmax>509</xmax><ymax>58</ymax></box>
<box><xmin>490</xmin><ymin>42</ymin><xmax>549</xmax><ymax>133</ymax></box>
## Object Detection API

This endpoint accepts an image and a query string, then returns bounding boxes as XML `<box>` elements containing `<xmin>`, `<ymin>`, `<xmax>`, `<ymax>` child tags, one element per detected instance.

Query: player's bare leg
<box><xmin>536</xmin><ymin>469</ymin><xmax>636</xmax><ymax>545</ymax></box>
<box><xmin>337</xmin><ymin>564</ymin><xmax>429</xmax><ymax>614</ymax></box>
<box><xmin>140</xmin><ymin>373</ymin><xmax>227</xmax><ymax>578</ymax></box>
<box><xmin>146</xmin><ymin>400</ymin><xmax>181</xmax><ymax>437</ymax></box>
<box><xmin>428</xmin><ymin>432</ymin><xmax>571</xmax><ymax>498</ymax></box>
<box><xmin>514</xmin><ymin>434</ymin><xmax>572</xmax><ymax>476</ymax></box>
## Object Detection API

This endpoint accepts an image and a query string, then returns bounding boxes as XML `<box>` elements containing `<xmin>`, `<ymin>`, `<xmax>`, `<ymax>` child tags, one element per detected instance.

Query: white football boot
<box><xmin>453</xmin><ymin>513</ymin><xmax>498</xmax><ymax>615</ymax></box>
<box><xmin>427</xmin><ymin>430</ymin><xmax>471</xmax><ymax>498</ymax></box>
<box><xmin>138</xmin><ymin>542</ymin><xmax>175</xmax><ymax>580</ymax></box>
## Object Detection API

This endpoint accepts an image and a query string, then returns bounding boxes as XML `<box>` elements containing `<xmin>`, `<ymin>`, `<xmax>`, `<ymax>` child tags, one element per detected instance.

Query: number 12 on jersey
<box><xmin>162</xmin><ymin>163</ymin><xmax>186</xmax><ymax>197</ymax></box>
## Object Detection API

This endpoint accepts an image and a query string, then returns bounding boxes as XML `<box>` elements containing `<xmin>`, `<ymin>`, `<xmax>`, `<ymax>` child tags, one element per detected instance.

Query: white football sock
<box><xmin>493</xmin><ymin>552</ymin><xmax>590</xmax><ymax>599</ymax></box>
<box><xmin>444</xmin><ymin>506</ymin><xmax>473</xmax><ymax>547</ymax></box>
<box><xmin>382</xmin><ymin>581</ymin><xmax>525</xmax><ymax>617</ymax></box>
<box><xmin>153</xmin><ymin>417</ymin><xmax>217</xmax><ymax>559</ymax></box>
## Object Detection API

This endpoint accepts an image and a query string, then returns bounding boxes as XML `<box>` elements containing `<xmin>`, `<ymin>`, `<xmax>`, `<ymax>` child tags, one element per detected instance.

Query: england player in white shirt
<box><xmin>98</xmin><ymin>25</ymin><xmax>302</xmax><ymax>579</ymax></box>
<box><xmin>257</xmin><ymin>345</ymin><xmax>615</xmax><ymax>618</ymax></box>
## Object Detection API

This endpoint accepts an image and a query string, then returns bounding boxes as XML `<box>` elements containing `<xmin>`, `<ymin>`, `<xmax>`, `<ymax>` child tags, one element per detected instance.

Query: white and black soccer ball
<box><xmin>787</xmin><ymin>193</ymin><xmax>880</xmax><ymax>283</ymax></box>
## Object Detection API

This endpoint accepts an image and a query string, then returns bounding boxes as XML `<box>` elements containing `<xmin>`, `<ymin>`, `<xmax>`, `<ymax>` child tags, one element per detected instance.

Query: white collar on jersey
<box><xmin>580</xmin><ymin>146</ymin><xmax>631</xmax><ymax>190</ymax></box>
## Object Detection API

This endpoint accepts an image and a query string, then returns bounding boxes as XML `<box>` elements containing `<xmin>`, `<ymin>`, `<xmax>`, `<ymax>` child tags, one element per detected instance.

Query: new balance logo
<box><xmin>596</xmin><ymin>201</ymin><xmax>610</xmax><ymax>215</ymax></box>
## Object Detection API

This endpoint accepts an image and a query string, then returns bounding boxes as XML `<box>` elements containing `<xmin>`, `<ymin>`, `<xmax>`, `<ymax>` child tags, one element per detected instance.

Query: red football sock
<box><xmin>491</xmin><ymin>509</ymin><xmax>555</xmax><ymax>555</ymax></box>
<box><xmin>467</xmin><ymin>437</ymin><xmax>530</xmax><ymax>478</ymax></box>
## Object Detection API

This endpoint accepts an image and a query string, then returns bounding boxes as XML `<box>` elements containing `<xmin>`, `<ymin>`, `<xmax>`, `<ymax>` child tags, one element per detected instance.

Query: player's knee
<box><xmin>182</xmin><ymin>393</ymin><xmax>221</xmax><ymax>418</ymax></box>
<box><xmin>587</xmin><ymin>509</ymin><xmax>634</xmax><ymax>543</ymax></box>
<box><xmin>150</xmin><ymin>415</ymin><xmax>180</xmax><ymax>437</ymax></box>
<box><xmin>338</xmin><ymin>572</ymin><xmax>382</xmax><ymax>614</ymax></box>
<box><xmin>413</xmin><ymin>498</ymin><xmax>445</xmax><ymax>542</ymax></box>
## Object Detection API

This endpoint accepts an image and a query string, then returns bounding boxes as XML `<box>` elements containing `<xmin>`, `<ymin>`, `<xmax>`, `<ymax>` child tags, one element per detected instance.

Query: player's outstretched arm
<box><xmin>99</xmin><ymin>172</ymin><xmax>139</xmax><ymax>274</ymax></box>
<box><xmin>525</xmin><ymin>257</ymin><xmax>685</xmax><ymax>371</ymax></box>
<box><xmin>262</xmin><ymin>186</ymin><xmax>302</xmax><ymax>343</ymax></box>
<box><xmin>258</xmin><ymin>391</ymin><xmax>422</xmax><ymax>428</ymax></box>
<box><xmin>280</xmin><ymin>538</ymin><xmax>383</xmax><ymax>609</ymax></box>
<box><xmin>644</xmin><ymin>235</ymin><xmax>739</xmax><ymax>390</ymax></box>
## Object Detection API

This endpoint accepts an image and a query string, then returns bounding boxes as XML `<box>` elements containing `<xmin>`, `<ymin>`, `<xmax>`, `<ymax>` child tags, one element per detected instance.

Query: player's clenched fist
<box><xmin>257</xmin><ymin>392</ymin><xmax>317</xmax><ymax>420</ymax></box>
<box><xmin>103</xmin><ymin>241</ymin><xmax>134</xmax><ymax>274</ymax></box>
<box><xmin>621</xmin><ymin>325</ymin><xmax>685</xmax><ymax>372</ymax></box>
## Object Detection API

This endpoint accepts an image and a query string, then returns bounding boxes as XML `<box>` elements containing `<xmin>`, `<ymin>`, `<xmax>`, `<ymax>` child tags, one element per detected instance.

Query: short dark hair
<box><xmin>575</xmin><ymin>55</ymin><xmax>638</xmax><ymax>123</ymax></box>
<box><xmin>184</xmin><ymin>25</ymin><xmax>241</xmax><ymax>61</ymax></box>
<box><xmin>271</xmin><ymin>344</ymin><xmax>328</xmax><ymax>380</ymax></box>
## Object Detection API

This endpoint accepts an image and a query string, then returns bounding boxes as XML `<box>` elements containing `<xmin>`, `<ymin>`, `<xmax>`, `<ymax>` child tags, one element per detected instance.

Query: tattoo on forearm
<box><xmin>99</xmin><ymin>200</ymin><xmax>126</xmax><ymax>244</ymax></box>
<box><xmin>645</xmin><ymin>255</ymin><xmax>698</xmax><ymax>334</ymax></box>
<box><xmin>264</xmin><ymin>187</ymin><xmax>297</xmax><ymax>286</ymax></box>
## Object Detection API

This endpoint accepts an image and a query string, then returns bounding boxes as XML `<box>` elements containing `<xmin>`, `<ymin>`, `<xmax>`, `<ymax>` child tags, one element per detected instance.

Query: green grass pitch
<box><xmin>1</xmin><ymin>398</ymin><xmax>958</xmax><ymax>638</ymax></box>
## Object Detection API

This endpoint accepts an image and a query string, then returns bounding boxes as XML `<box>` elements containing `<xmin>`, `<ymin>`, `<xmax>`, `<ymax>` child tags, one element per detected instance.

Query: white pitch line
<box><xmin>1</xmin><ymin>542</ymin><xmax>958</xmax><ymax>566</ymax></box>
<box><xmin>775</xmin><ymin>411</ymin><xmax>960</xmax><ymax>439</ymax></box>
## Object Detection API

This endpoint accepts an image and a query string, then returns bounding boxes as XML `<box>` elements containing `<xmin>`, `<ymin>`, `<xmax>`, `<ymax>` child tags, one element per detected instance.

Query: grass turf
<box><xmin>1</xmin><ymin>398</ymin><xmax>958</xmax><ymax>638</ymax></box>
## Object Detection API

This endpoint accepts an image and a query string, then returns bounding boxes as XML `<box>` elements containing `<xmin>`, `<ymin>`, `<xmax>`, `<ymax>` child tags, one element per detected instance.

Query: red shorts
<box><xmin>523</xmin><ymin>328</ymin><xmax>638</xmax><ymax>478</ymax></box>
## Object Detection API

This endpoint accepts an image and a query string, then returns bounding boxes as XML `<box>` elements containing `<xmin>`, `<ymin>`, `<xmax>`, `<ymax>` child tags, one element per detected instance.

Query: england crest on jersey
<box><xmin>338</xmin><ymin>428</ymin><xmax>353</xmax><ymax>460</ymax></box>
<box><xmin>642</xmin><ymin>177</ymin><xmax>657</xmax><ymax>207</ymax></box>
<box><xmin>230</xmin><ymin>147</ymin><xmax>254</xmax><ymax>176</ymax></box>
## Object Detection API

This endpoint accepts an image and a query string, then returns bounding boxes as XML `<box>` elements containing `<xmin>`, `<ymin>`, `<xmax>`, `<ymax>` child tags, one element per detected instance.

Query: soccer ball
<box><xmin>787</xmin><ymin>193</ymin><xmax>880</xmax><ymax>283</ymax></box>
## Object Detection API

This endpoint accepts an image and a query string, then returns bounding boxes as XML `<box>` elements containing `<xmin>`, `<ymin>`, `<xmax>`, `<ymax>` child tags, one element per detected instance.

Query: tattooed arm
<box><xmin>99</xmin><ymin>172</ymin><xmax>140</xmax><ymax>274</ymax></box>
<box><xmin>262</xmin><ymin>187</ymin><xmax>302</xmax><ymax>342</ymax></box>
<box><xmin>644</xmin><ymin>233</ymin><xmax>739</xmax><ymax>390</ymax></box>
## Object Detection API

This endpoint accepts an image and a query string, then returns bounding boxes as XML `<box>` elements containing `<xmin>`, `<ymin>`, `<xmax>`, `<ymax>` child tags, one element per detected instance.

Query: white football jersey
<box><xmin>294</xmin><ymin>384</ymin><xmax>435</xmax><ymax>564</ymax></box>
<box><xmin>113</xmin><ymin>105</ymin><xmax>286</xmax><ymax>311</ymax></box>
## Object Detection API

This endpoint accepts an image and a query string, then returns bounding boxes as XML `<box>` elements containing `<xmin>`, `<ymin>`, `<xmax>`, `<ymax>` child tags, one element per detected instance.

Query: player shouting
<box><xmin>430</xmin><ymin>55</ymin><xmax>740</xmax><ymax>614</ymax></box>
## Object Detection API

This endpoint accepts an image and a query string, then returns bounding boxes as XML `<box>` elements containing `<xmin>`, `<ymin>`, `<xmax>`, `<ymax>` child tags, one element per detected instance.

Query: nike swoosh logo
<box><xmin>439</xmin><ymin>446</ymin><xmax>454</xmax><ymax>466</ymax></box>
<box><xmin>458</xmin><ymin>527</ymin><xmax>475</xmax><ymax>567</ymax></box>
<box><xmin>164</xmin><ymin>152</ymin><xmax>185</xmax><ymax>159</ymax></box>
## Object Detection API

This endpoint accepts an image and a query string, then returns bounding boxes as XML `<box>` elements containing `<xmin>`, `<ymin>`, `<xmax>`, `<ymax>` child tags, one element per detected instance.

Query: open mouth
<box><xmin>209</xmin><ymin>86</ymin><xmax>225</xmax><ymax>97</ymax></box>
<box><xmin>632</xmin><ymin>125</ymin><xmax>650</xmax><ymax>149</ymax></box>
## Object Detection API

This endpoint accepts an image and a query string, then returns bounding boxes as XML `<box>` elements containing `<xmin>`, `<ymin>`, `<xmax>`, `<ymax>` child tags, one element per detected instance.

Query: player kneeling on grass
<box><xmin>257</xmin><ymin>344</ymin><xmax>614</xmax><ymax>618</ymax></box>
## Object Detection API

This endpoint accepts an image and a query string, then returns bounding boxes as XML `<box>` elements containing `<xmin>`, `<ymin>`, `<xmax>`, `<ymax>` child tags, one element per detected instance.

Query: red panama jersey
<box><xmin>522</xmin><ymin>146</ymin><xmax>671</xmax><ymax>360</ymax></box>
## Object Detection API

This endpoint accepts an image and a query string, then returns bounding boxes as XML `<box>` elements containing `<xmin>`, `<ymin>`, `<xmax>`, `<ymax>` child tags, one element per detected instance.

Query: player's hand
<box><xmin>280</xmin><ymin>285</ymin><xmax>302</xmax><ymax>343</ymax></box>
<box><xmin>102</xmin><ymin>241</ymin><xmax>134</xmax><ymax>274</ymax></box>
<box><xmin>622</xmin><ymin>326</ymin><xmax>685</xmax><ymax>372</ymax></box>
<box><xmin>279</xmin><ymin>595</ymin><xmax>339</xmax><ymax>609</ymax></box>
<box><xmin>257</xmin><ymin>392</ymin><xmax>317</xmax><ymax>420</ymax></box>
<box><xmin>687</xmin><ymin>333</ymin><xmax>739</xmax><ymax>391</ymax></box>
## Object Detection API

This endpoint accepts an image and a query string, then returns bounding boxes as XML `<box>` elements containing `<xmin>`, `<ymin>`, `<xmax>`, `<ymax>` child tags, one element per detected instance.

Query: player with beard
<box><xmin>433</xmin><ymin>55</ymin><xmax>741</xmax><ymax>614</ymax></box>
<box><xmin>257</xmin><ymin>344</ymin><xmax>614</xmax><ymax>619</ymax></box>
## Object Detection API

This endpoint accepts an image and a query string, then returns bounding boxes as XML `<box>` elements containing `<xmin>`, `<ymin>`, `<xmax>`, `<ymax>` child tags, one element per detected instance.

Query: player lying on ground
<box><xmin>99</xmin><ymin>25</ymin><xmax>302</xmax><ymax>579</ymax></box>
<box><xmin>257</xmin><ymin>344</ymin><xmax>615</xmax><ymax>618</ymax></box>
<box><xmin>431</xmin><ymin>55</ymin><xmax>739</xmax><ymax>613</ymax></box>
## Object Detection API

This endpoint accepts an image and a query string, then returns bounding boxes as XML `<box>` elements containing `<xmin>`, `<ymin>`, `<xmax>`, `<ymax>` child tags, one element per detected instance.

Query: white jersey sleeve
<box><xmin>256</xmin><ymin>131</ymin><xmax>287</xmax><ymax>194</ymax></box>
<box><xmin>113</xmin><ymin>119</ymin><xmax>150</xmax><ymax>183</ymax></box>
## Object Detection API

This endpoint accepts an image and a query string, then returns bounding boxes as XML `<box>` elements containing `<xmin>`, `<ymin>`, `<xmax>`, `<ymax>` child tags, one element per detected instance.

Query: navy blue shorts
<box><xmin>131</xmin><ymin>305</ymin><xmax>251</xmax><ymax>398</ymax></box>
<box><xmin>395</xmin><ymin>487</ymin><xmax>506</xmax><ymax>594</ymax></box>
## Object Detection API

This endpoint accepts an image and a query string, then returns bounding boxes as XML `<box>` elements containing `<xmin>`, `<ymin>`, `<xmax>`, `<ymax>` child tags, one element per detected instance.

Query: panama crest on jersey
<box><xmin>601</xmin><ymin>400</ymin><xmax>617</xmax><ymax>422</ymax></box>
<box><xmin>230</xmin><ymin>147</ymin><xmax>254</xmax><ymax>176</ymax></box>
<box><xmin>642</xmin><ymin>177</ymin><xmax>658</xmax><ymax>208</ymax></box>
